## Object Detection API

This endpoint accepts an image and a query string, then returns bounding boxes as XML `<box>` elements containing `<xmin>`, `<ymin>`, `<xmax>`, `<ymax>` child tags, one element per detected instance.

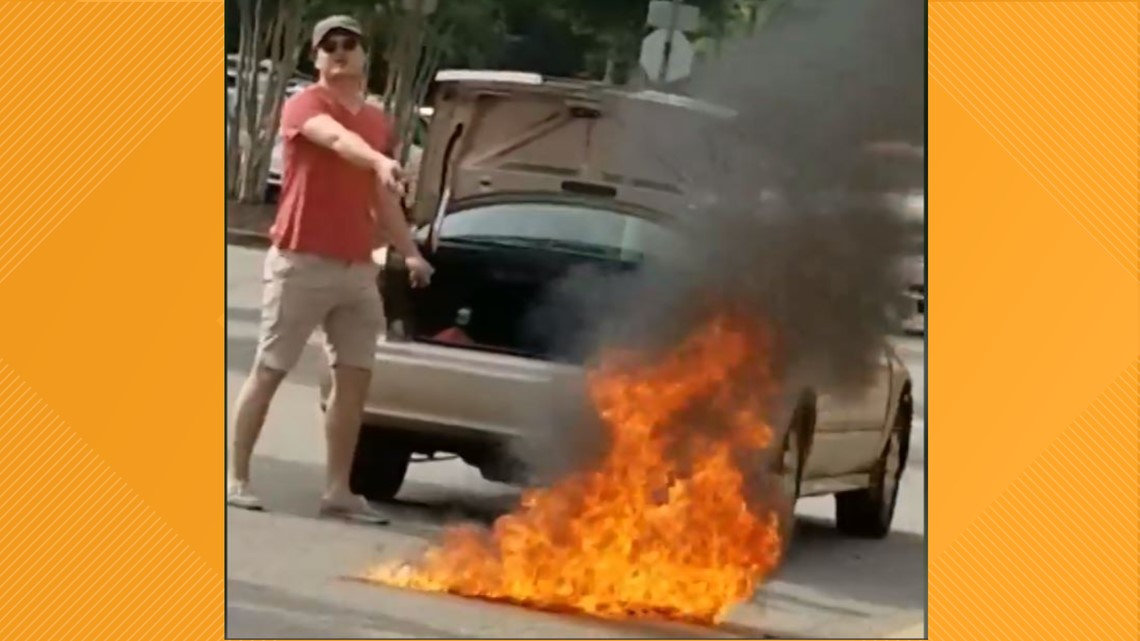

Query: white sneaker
<box><xmin>318</xmin><ymin>494</ymin><xmax>390</xmax><ymax>525</ymax></box>
<box><xmin>227</xmin><ymin>482</ymin><xmax>264</xmax><ymax>511</ymax></box>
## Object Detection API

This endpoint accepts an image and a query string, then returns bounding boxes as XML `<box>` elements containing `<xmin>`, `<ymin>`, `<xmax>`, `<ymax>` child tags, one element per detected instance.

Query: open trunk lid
<box><xmin>408</xmin><ymin>70</ymin><xmax>736</xmax><ymax>228</ymax></box>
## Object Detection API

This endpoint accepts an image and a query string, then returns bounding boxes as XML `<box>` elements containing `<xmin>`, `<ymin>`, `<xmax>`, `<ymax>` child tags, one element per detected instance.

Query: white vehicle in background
<box><xmin>865</xmin><ymin>144</ymin><xmax>924</xmax><ymax>337</ymax></box>
<box><xmin>225</xmin><ymin>55</ymin><xmax>312</xmax><ymax>94</ymax></box>
<box><xmin>898</xmin><ymin>254</ymin><xmax>924</xmax><ymax>335</ymax></box>
<box><xmin>889</xmin><ymin>191</ymin><xmax>924</xmax><ymax>336</ymax></box>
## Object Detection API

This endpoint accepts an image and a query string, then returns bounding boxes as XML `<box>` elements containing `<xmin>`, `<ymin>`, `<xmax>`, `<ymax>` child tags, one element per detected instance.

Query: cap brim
<box><xmin>312</xmin><ymin>24</ymin><xmax>364</xmax><ymax>49</ymax></box>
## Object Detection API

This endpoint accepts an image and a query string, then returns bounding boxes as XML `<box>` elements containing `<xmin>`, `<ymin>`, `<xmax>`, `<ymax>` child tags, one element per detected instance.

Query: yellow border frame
<box><xmin>0</xmin><ymin>1</ymin><xmax>1134</xmax><ymax>640</ymax></box>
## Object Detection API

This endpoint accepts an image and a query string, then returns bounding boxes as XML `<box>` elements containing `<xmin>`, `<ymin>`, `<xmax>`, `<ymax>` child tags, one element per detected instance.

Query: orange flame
<box><xmin>364</xmin><ymin>316</ymin><xmax>783</xmax><ymax>624</ymax></box>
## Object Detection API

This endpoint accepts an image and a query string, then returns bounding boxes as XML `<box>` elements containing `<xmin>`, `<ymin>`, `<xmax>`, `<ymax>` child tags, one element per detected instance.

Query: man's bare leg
<box><xmin>318</xmin><ymin>364</ymin><xmax>389</xmax><ymax>524</ymax></box>
<box><xmin>322</xmin><ymin>364</ymin><xmax>370</xmax><ymax>498</ymax></box>
<box><xmin>227</xmin><ymin>363</ymin><xmax>287</xmax><ymax>509</ymax></box>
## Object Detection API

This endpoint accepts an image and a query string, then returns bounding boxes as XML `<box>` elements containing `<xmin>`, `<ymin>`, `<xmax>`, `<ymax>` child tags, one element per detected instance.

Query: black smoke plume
<box><xmin>516</xmin><ymin>0</ymin><xmax>924</xmax><ymax>481</ymax></box>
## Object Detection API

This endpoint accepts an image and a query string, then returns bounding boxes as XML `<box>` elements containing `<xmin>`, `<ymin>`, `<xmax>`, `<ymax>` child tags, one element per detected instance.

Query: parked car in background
<box><xmin>864</xmin><ymin>144</ymin><xmax>924</xmax><ymax>337</ymax></box>
<box><xmin>225</xmin><ymin>54</ymin><xmax>313</xmax><ymax>93</ymax></box>
<box><xmin>323</xmin><ymin>70</ymin><xmax>915</xmax><ymax>542</ymax></box>
<box><xmin>888</xmin><ymin>191</ymin><xmax>924</xmax><ymax>335</ymax></box>
<box><xmin>899</xmin><ymin>254</ymin><xmax>924</xmax><ymax>335</ymax></box>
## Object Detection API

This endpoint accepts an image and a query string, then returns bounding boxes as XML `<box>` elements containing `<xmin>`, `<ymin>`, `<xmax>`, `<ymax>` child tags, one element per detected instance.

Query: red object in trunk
<box><xmin>433</xmin><ymin>326</ymin><xmax>475</xmax><ymax>345</ymax></box>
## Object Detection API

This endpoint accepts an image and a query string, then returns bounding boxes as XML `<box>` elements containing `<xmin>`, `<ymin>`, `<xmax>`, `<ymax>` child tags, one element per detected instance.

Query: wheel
<box><xmin>835</xmin><ymin>396</ymin><xmax>910</xmax><ymax>538</ymax></box>
<box><xmin>772</xmin><ymin>394</ymin><xmax>814</xmax><ymax>554</ymax></box>
<box><xmin>349</xmin><ymin>426</ymin><xmax>411</xmax><ymax>502</ymax></box>
<box><xmin>775</xmin><ymin>413</ymin><xmax>805</xmax><ymax>553</ymax></box>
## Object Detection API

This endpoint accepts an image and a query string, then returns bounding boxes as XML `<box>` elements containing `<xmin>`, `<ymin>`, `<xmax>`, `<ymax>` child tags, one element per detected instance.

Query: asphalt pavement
<box><xmin>225</xmin><ymin>245</ymin><xmax>927</xmax><ymax>639</ymax></box>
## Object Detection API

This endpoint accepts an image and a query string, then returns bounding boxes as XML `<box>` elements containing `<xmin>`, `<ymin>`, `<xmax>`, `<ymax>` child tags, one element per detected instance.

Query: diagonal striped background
<box><xmin>930</xmin><ymin>1</ymin><xmax>1137</xmax><ymax>281</ymax></box>
<box><xmin>0</xmin><ymin>1</ymin><xmax>226</xmax><ymax>640</ymax></box>
<box><xmin>927</xmin><ymin>362</ymin><xmax>1139</xmax><ymax>639</ymax></box>
<box><xmin>0</xmin><ymin>360</ymin><xmax>221</xmax><ymax>639</ymax></box>
<box><xmin>928</xmin><ymin>1</ymin><xmax>1139</xmax><ymax>640</ymax></box>
<box><xmin>0</xmin><ymin>1</ymin><xmax>1133</xmax><ymax>640</ymax></box>
<box><xmin>0</xmin><ymin>1</ymin><xmax>221</xmax><ymax>285</ymax></box>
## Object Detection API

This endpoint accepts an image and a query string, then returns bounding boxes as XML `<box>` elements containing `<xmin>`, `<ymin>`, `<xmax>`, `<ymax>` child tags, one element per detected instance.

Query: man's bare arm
<box><xmin>299</xmin><ymin>114</ymin><xmax>385</xmax><ymax>167</ymax></box>
<box><xmin>298</xmin><ymin>114</ymin><xmax>403</xmax><ymax>193</ymax></box>
<box><xmin>371</xmin><ymin>187</ymin><xmax>420</xmax><ymax>259</ymax></box>
<box><xmin>372</xmin><ymin>186</ymin><xmax>434</xmax><ymax>287</ymax></box>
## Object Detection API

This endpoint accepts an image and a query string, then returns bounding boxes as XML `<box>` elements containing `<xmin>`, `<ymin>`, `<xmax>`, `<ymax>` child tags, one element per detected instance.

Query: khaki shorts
<box><xmin>256</xmin><ymin>247</ymin><xmax>385</xmax><ymax>372</ymax></box>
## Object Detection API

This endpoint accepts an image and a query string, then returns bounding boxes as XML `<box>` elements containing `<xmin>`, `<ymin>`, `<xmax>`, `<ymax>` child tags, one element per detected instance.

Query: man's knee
<box><xmin>248</xmin><ymin>360</ymin><xmax>288</xmax><ymax>392</ymax></box>
<box><xmin>255</xmin><ymin>360</ymin><xmax>289</xmax><ymax>379</ymax></box>
<box><xmin>326</xmin><ymin>364</ymin><xmax>372</xmax><ymax>409</ymax></box>
<box><xmin>233</xmin><ymin>361</ymin><xmax>287</xmax><ymax>416</ymax></box>
<box><xmin>330</xmin><ymin>363</ymin><xmax>372</xmax><ymax>388</ymax></box>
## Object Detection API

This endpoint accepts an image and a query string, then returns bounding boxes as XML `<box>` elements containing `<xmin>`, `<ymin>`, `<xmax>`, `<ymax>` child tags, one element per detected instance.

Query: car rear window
<box><xmin>433</xmin><ymin>202</ymin><xmax>684</xmax><ymax>261</ymax></box>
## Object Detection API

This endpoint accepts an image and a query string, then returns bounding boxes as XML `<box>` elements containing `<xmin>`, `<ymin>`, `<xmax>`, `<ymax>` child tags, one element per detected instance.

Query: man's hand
<box><xmin>404</xmin><ymin>254</ymin><xmax>434</xmax><ymax>288</ymax></box>
<box><xmin>374</xmin><ymin>156</ymin><xmax>406</xmax><ymax>197</ymax></box>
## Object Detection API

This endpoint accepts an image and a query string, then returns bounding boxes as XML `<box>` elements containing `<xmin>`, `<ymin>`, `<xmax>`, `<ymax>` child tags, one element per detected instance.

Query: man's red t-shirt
<box><xmin>270</xmin><ymin>85</ymin><xmax>394</xmax><ymax>264</ymax></box>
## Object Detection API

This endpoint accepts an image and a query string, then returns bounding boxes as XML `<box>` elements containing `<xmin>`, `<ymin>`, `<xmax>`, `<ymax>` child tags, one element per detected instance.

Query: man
<box><xmin>227</xmin><ymin>15</ymin><xmax>434</xmax><ymax>524</ymax></box>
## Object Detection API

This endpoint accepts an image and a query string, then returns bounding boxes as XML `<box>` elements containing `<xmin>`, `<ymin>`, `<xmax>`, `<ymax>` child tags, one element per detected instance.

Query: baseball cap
<box><xmin>312</xmin><ymin>15</ymin><xmax>364</xmax><ymax>49</ymax></box>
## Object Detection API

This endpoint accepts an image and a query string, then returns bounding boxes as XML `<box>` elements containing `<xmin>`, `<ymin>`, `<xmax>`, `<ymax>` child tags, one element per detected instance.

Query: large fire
<box><xmin>363</xmin><ymin>317</ymin><xmax>784</xmax><ymax>624</ymax></box>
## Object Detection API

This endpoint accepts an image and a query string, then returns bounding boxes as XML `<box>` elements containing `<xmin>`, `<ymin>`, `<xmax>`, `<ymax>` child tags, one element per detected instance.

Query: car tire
<box><xmin>776</xmin><ymin>425</ymin><xmax>803</xmax><ymax>552</ymax></box>
<box><xmin>775</xmin><ymin>398</ymin><xmax>811</xmax><ymax>554</ymax></box>
<box><xmin>349</xmin><ymin>426</ymin><xmax>411</xmax><ymax>502</ymax></box>
<box><xmin>834</xmin><ymin>392</ymin><xmax>910</xmax><ymax>538</ymax></box>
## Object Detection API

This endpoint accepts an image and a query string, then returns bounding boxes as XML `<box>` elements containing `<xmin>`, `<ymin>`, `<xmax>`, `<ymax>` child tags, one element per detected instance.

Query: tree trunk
<box><xmin>238</xmin><ymin>0</ymin><xmax>280</xmax><ymax>201</ymax></box>
<box><xmin>388</xmin><ymin>0</ymin><xmax>430</xmax><ymax>160</ymax></box>
<box><xmin>229</xmin><ymin>0</ymin><xmax>309</xmax><ymax>205</ymax></box>
<box><xmin>603</xmin><ymin>55</ymin><xmax>616</xmax><ymax>84</ymax></box>
<box><xmin>261</xmin><ymin>0</ymin><xmax>304</xmax><ymax>159</ymax></box>
<box><xmin>240</xmin><ymin>0</ymin><xmax>305</xmax><ymax>202</ymax></box>
<box><xmin>234</xmin><ymin>0</ymin><xmax>264</xmax><ymax>202</ymax></box>
<box><xmin>228</xmin><ymin>0</ymin><xmax>258</xmax><ymax>196</ymax></box>
<box><xmin>382</xmin><ymin>8</ymin><xmax>413</xmax><ymax>108</ymax></box>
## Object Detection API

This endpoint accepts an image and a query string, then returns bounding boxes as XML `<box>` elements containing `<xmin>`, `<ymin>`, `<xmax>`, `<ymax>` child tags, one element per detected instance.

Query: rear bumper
<box><xmin>320</xmin><ymin>339</ymin><xmax>585</xmax><ymax>444</ymax></box>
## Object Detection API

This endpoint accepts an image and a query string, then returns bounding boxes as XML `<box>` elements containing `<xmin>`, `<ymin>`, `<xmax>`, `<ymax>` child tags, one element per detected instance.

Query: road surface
<box><xmin>225</xmin><ymin>245</ymin><xmax>926</xmax><ymax>639</ymax></box>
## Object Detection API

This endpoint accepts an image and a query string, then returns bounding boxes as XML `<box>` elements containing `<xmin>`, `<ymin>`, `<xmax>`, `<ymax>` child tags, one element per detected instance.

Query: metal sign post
<box><xmin>658</xmin><ymin>0</ymin><xmax>681</xmax><ymax>84</ymax></box>
<box><xmin>641</xmin><ymin>1</ymin><xmax>701</xmax><ymax>87</ymax></box>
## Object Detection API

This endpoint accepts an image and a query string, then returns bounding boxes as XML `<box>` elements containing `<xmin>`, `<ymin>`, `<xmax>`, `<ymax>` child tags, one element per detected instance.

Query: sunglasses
<box><xmin>318</xmin><ymin>35</ymin><xmax>360</xmax><ymax>54</ymax></box>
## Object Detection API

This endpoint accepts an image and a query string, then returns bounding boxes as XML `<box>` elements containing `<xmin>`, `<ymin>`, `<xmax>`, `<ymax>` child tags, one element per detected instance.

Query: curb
<box><xmin>226</xmin><ymin>229</ymin><xmax>271</xmax><ymax>250</ymax></box>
